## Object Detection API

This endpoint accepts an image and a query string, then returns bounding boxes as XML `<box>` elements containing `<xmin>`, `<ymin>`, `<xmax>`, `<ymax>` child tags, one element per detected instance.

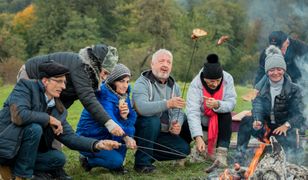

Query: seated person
<box><xmin>132</xmin><ymin>49</ymin><xmax>191</xmax><ymax>173</ymax></box>
<box><xmin>76</xmin><ymin>64</ymin><xmax>137</xmax><ymax>174</ymax></box>
<box><xmin>237</xmin><ymin>45</ymin><xmax>305</xmax><ymax>163</ymax></box>
<box><xmin>0</xmin><ymin>61</ymin><xmax>120</xmax><ymax>180</ymax></box>
<box><xmin>186</xmin><ymin>54</ymin><xmax>237</xmax><ymax>167</ymax></box>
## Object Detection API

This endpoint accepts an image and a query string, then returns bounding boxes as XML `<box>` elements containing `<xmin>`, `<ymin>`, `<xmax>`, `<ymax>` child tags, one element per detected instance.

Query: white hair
<box><xmin>151</xmin><ymin>49</ymin><xmax>173</xmax><ymax>63</ymax></box>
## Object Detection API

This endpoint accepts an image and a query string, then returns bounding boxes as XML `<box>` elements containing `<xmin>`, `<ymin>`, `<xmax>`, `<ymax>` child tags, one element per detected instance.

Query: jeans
<box><xmin>80</xmin><ymin>145</ymin><xmax>127</xmax><ymax>170</ymax></box>
<box><xmin>134</xmin><ymin>116</ymin><xmax>191</xmax><ymax>166</ymax></box>
<box><xmin>0</xmin><ymin>123</ymin><xmax>66</xmax><ymax>178</ymax></box>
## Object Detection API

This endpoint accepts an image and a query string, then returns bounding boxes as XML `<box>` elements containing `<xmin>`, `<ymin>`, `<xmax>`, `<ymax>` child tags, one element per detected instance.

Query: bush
<box><xmin>0</xmin><ymin>57</ymin><xmax>24</xmax><ymax>84</ymax></box>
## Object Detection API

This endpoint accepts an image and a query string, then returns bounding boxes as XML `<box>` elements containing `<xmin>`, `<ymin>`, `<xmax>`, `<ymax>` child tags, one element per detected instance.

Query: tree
<box><xmin>0</xmin><ymin>13</ymin><xmax>27</xmax><ymax>61</ymax></box>
<box><xmin>12</xmin><ymin>4</ymin><xmax>36</xmax><ymax>34</ymax></box>
<box><xmin>27</xmin><ymin>0</ymin><xmax>70</xmax><ymax>56</ymax></box>
<box><xmin>52</xmin><ymin>11</ymin><xmax>101</xmax><ymax>52</ymax></box>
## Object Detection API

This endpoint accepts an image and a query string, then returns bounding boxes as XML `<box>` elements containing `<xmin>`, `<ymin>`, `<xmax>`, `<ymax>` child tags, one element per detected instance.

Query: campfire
<box><xmin>209</xmin><ymin>136</ymin><xmax>308</xmax><ymax>180</ymax></box>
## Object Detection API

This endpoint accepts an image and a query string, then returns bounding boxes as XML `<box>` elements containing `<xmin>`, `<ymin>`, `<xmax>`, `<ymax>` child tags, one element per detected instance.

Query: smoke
<box><xmin>246</xmin><ymin>0</ymin><xmax>308</xmax><ymax>46</ymax></box>
<box><xmin>294</xmin><ymin>54</ymin><xmax>308</xmax><ymax>166</ymax></box>
<box><xmin>296</xmin><ymin>54</ymin><xmax>308</xmax><ymax>128</ymax></box>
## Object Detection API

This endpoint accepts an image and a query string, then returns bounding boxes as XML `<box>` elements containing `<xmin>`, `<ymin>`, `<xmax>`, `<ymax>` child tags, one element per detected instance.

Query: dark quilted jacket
<box><xmin>25</xmin><ymin>52</ymin><xmax>111</xmax><ymax>126</ymax></box>
<box><xmin>0</xmin><ymin>79</ymin><xmax>97</xmax><ymax>158</ymax></box>
<box><xmin>252</xmin><ymin>75</ymin><xmax>305</xmax><ymax>128</ymax></box>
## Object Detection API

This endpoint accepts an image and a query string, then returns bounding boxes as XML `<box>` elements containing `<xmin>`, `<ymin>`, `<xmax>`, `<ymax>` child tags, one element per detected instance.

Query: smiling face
<box><xmin>151</xmin><ymin>53</ymin><xmax>172</xmax><ymax>83</ymax></box>
<box><xmin>267</xmin><ymin>67</ymin><xmax>285</xmax><ymax>82</ymax></box>
<box><xmin>42</xmin><ymin>76</ymin><xmax>66</xmax><ymax>99</ymax></box>
<box><xmin>114</xmin><ymin>76</ymin><xmax>130</xmax><ymax>95</ymax></box>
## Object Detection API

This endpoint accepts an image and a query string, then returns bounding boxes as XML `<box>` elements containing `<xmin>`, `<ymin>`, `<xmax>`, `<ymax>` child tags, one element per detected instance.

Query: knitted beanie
<box><xmin>265</xmin><ymin>45</ymin><xmax>286</xmax><ymax>72</ymax></box>
<box><xmin>106</xmin><ymin>63</ymin><xmax>131</xmax><ymax>83</ymax></box>
<box><xmin>268</xmin><ymin>31</ymin><xmax>288</xmax><ymax>48</ymax></box>
<box><xmin>202</xmin><ymin>54</ymin><xmax>223</xmax><ymax>79</ymax></box>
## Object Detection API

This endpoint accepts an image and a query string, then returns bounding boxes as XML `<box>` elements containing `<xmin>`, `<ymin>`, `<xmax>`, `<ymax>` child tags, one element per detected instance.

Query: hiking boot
<box><xmin>134</xmin><ymin>165</ymin><xmax>156</xmax><ymax>173</ymax></box>
<box><xmin>215</xmin><ymin>147</ymin><xmax>228</xmax><ymax>167</ymax></box>
<box><xmin>79</xmin><ymin>155</ymin><xmax>92</xmax><ymax>172</ymax></box>
<box><xmin>110</xmin><ymin>166</ymin><xmax>128</xmax><ymax>175</ymax></box>
<box><xmin>0</xmin><ymin>165</ymin><xmax>12</xmax><ymax>180</ymax></box>
<box><xmin>50</xmin><ymin>168</ymin><xmax>72</xmax><ymax>180</ymax></box>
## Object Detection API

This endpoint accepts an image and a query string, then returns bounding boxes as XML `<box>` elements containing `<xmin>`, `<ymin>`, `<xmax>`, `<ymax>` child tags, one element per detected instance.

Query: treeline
<box><xmin>0</xmin><ymin>0</ymin><xmax>307</xmax><ymax>84</ymax></box>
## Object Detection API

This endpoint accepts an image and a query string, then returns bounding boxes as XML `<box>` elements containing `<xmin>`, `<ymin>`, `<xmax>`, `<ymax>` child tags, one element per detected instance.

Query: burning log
<box><xmin>250</xmin><ymin>136</ymin><xmax>308</xmax><ymax>180</ymax></box>
<box><xmin>209</xmin><ymin>136</ymin><xmax>307</xmax><ymax>180</ymax></box>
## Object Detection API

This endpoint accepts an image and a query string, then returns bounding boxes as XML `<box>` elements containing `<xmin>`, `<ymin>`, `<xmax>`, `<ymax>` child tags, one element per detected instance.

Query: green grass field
<box><xmin>0</xmin><ymin>84</ymin><xmax>252</xmax><ymax>180</ymax></box>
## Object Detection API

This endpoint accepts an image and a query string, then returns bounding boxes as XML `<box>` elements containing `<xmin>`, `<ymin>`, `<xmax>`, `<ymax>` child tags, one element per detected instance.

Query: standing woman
<box><xmin>76</xmin><ymin>64</ymin><xmax>137</xmax><ymax>174</ymax></box>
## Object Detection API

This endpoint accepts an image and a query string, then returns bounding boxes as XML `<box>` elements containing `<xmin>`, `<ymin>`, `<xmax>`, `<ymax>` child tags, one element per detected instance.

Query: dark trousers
<box><xmin>134</xmin><ymin>116</ymin><xmax>191</xmax><ymax>166</ymax></box>
<box><xmin>0</xmin><ymin>123</ymin><xmax>66</xmax><ymax>178</ymax></box>
<box><xmin>203</xmin><ymin>112</ymin><xmax>232</xmax><ymax>148</ymax></box>
<box><xmin>237</xmin><ymin>116</ymin><xmax>297</xmax><ymax>153</ymax></box>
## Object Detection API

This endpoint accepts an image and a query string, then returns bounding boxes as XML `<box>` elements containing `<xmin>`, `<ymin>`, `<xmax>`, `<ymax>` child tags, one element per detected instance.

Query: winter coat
<box><xmin>0</xmin><ymin>79</ymin><xmax>97</xmax><ymax>159</ymax></box>
<box><xmin>132</xmin><ymin>70</ymin><xmax>185</xmax><ymax>132</ymax></box>
<box><xmin>76</xmin><ymin>83</ymin><xmax>136</xmax><ymax>143</ymax></box>
<box><xmin>25</xmin><ymin>51</ymin><xmax>111</xmax><ymax>126</ymax></box>
<box><xmin>254</xmin><ymin>38</ymin><xmax>308</xmax><ymax>85</ymax></box>
<box><xmin>252</xmin><ymin>75</ymin><xmax>305</xmax><ymax>128</ymax></box>
<box><xmin>186</xmin><ymin>70</ymin><xmax>237</xmax><ymax>138</ymax></box>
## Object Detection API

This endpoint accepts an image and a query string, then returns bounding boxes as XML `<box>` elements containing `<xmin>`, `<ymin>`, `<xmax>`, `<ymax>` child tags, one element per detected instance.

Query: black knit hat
<box><xmin>39</xmin><ymin>60</ymin><xmax>69</xmax><ymax>79</ymax></box>
<box><xmin>268</xmin><ymin>31</ymin><xmax>288</xmax><ymax>48</ymax></box>
<box><xmin>202</xmin><ymin>54</ymin><xmax>223</xmax><ymax>79</ymax></box>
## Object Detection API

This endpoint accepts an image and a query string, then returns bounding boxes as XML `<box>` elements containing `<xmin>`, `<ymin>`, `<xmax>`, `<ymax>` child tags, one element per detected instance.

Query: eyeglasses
<box><xmin>204</xmin><ymin>78</ymin><xmax>222</xmax><ymax>85</ymax></box>
<box><xmin>49</xmin><ymin>78</ymin><xmax>67</xmax><ymax>85</ymax></box>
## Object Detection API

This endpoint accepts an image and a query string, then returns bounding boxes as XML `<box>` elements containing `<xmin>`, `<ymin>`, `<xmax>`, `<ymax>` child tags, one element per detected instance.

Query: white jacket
<box><xmin>186</xmin><ymin>70</ymin><xmax>237</xmax><ymax>138</ymax></box>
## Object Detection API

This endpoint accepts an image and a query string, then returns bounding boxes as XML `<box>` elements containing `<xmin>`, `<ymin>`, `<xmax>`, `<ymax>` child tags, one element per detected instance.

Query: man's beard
<box><xmin>152</xmin><ymin>69</ymin><xmax>170</xmax><ymax>80</ymax></box>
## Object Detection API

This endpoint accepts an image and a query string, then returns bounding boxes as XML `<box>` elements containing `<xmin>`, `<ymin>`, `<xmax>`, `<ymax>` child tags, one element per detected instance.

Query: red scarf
<box><xmin>202</xmin><ymin>83</ymin><xmax>224</xmax><ymax>155</ymax></box>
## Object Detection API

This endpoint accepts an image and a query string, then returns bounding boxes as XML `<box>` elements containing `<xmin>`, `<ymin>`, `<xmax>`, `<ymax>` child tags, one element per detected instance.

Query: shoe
<box><xmin>0</xmin><ymin>165</ymin><xmax>12</xmax><ymax>180</ymax></box>
<box><xmin>50</xmin><ymin>168</ymin><xmax>72</xmax><ymax>180</ymax></box>
<box><xmin>79</xmin><ymin>155</ymin><xmax>92</xmax><ymax>172</ymax></box>
<box><xmin>31</xmin><ymin>171</ymin><xmax>53</xmax><ymax>180</ymax></box>
<box><xmin>134</xmin><ymin>165</ymin><xmax>156</xmax><ymax>173</ymax></box>
<box><xmin>215</xmin><ymin>147</ymin><xmax>228</xmax><ymax>167</ymax></box>
<box><xmin>110</xmin><ymin>166</ymin><xmax>128</xmax><ymax>175</ymax></box>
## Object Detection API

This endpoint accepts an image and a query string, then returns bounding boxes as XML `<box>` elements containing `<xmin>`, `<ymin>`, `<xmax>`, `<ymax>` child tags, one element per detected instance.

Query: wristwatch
<box><xmin>284</xmin><ymin>122</ymin><xmax>291</xmax><ymax>129</ymax></box>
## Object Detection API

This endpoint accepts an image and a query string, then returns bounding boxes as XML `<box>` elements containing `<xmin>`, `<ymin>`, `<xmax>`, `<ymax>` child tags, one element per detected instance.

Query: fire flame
<box><xmin>219</xmin><ymin>168</ymin><xmax>233</xmax><ymax>180</ymax></box>
<box><xmin>244</xmin><ymin>125</ymin><xmax>271</xmax><ymax>179</ymax></box>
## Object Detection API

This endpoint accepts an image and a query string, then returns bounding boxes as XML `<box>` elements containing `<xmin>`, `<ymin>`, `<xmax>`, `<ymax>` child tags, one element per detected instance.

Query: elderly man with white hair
<box><xmin>132</xmin><ymin>49</ymin><xmax>191</xmax><ymax>173</ymax></box>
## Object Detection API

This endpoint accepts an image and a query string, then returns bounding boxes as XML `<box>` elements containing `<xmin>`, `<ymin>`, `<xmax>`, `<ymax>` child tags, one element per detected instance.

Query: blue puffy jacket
<box><xmin>76</xmin><ymin>83</ymin><xmax>137</xmax><ymax>143</ymax></box>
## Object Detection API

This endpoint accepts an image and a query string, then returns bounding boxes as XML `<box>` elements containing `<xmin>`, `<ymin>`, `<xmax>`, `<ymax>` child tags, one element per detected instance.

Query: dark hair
<box><xmin>107</xmin><ymin>74</ymin><xmax>130</xmax><ymax>92</ymax></box>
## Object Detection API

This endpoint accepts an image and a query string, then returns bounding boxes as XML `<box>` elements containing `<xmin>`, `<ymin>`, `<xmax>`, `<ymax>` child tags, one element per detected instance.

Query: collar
<box><xmin>44</xmin><ymin>94</ymin><xmax>55</xmax><ymax>108</ymax></box>
<box><xmin>142</xmin><ymin>70</ymin><xmax>175</xmax><ymax>88</ymax></box>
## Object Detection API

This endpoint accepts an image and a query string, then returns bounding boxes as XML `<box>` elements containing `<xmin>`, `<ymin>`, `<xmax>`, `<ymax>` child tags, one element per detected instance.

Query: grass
<box><xmin>0</xmin><ymin>84</ymin><xmax>253</xmax><ymax>179</ymax></box>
